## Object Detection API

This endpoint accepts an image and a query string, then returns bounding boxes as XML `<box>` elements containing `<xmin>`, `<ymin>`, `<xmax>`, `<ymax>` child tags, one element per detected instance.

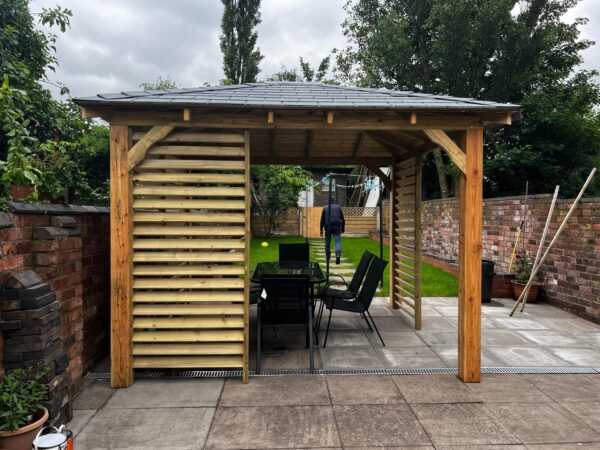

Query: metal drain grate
<box><xmin>84</xmin><ymin>366</ymin><xmax>600</xmax><ymax>380</ymax></box>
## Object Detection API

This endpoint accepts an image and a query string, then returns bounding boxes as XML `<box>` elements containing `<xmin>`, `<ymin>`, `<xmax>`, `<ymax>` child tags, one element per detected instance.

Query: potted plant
<box><xmin>510</xmin><ymin>255</ymin><xmax>542</xmax><ymax>303</ymax></box>
<box><xmin>0</xmin><ymin>365</ymin><xmax>49</xmax><ymax>450</ymax></box>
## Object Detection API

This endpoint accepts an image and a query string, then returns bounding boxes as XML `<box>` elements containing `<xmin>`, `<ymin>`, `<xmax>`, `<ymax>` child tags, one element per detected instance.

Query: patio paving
<box><xmin>70</xmin><ymin>373</ymin><xmax>600</xmax><ymax>449</ymax></box>
<box><xmin>250</xmin><ymin>296</ymin><xmax>600</xmax><ymax>370</ymax></box>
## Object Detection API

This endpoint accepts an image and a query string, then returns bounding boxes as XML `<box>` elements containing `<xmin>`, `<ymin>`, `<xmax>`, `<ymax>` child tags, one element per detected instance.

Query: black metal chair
<box><xmin>316</xmin><ymin>250</ymin><xmax>374</xmax><ymax>331</ymax></box>
<box><xmin>279</xmin><ymin>243</ymin><xmax>310</xmax><ymax>263</ymax></box>
<box><xmin>320</xmin><ymin>256</ymin><xmax>388</xmax><ymax>348</ymax></box>
<box><xmin>256</xmin><ymin>275</ymin><xmax>314</xmax><ymax>372</ymax></box>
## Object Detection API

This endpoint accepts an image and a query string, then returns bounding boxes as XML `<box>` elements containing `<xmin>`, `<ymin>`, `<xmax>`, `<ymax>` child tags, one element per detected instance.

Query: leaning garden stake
<box><xmin>510</xmin><ymin>168</ymin><xmax>597</xmax><ymax>316</ymax></box>
<box><xmin>520</xmin><ymin>185</ymin><xmax>560</xmax><ymax>312</ymax></box>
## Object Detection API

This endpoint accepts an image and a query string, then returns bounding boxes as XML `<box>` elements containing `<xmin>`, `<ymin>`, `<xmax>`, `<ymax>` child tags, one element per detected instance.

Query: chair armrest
<box><xmin>327</xmin><ymin>273</ymin><xmax>349</xmax><ymax>286</ymax></box>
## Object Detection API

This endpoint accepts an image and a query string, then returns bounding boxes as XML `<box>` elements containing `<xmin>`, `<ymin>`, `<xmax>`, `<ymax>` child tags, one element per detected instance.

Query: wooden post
<box><xmin>243</xmin><ymin>131</ymin><xmax>251</xmax><ymax>384</ymax></box>
<box><xmin>389</xmin><ymin>159</ymin><xmax>397</xmax><ymax>309</ymax></box>
<box><xmin>457</xmin><ymin>128</ymin><xmax>483</xmax><ymax>383</ymax></box>
<box><xmin>109</xmin><ymin>125</ymin><xmax>134</xmax><ymax>388</ymax></box>
<box><xmin>414</xmin><ymin>154</ymin><xmax>422</xmax><ymax>330</ymax></box>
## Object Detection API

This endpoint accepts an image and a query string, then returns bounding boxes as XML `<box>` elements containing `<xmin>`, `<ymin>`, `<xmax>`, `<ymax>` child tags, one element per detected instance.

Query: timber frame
<box><xmin>76</xmin><ymin>82</ymin><xmax>518</xmax><ymax>387</ymax></box>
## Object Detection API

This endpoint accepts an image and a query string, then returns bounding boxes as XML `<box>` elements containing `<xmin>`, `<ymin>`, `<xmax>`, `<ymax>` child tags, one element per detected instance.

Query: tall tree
<box><xmin>267</xmin><ymin>56</ymin><xmax>337</xmax><ymax>83</ymax></box>
<box><xmin>337</xmin><ymin>0</ymin><xmax>599</xmax><ymax>198</ymax></box>
<box><xmin>220</xmin><ymin>0</ymin><xmax>263</xmax><ymax>84</ymax></box>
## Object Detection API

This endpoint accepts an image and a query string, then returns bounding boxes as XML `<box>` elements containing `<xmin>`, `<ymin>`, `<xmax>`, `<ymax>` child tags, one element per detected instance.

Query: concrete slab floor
<box><xmin>71</xmin><ymin>374</ymin><xmax>600</xmax><ymax>449</ymax></box>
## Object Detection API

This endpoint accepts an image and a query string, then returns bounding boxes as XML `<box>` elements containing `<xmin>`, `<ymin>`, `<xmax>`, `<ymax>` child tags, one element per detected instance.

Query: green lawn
<box><xmin>250</xmin><ymin>236</ymin><xmax>458</xmax><ymax>297</ymax></box>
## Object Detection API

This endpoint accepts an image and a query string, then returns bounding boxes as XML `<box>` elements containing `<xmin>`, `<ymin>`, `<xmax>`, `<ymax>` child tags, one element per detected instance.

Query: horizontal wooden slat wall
<box><xmin>130</xmin><ymin>128</ymin><xmax>249</xmax><ymax>377</ymax></box>
<box><xmin>390</xmin><ymin>155</ymin><xmax>422</xmax><ymax>329</ymax></box>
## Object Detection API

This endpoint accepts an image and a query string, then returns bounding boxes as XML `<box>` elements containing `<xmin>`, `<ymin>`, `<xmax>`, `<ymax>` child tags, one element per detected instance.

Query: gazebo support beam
<box><xmin>457</xmin><ymin>128</ymin><xmax>483</xmax><ymax>383</ymax></box>
<box><xmin>110</xmin><ymin>125</ymin><xmax>134</xmax><ymax>388</ymax></box>
<box><xmin>364</xmin><ymin>164</ymin><xmax>391</xmax><ymax>191</ymax></box>
<box><xmin>127</xmin><ymin>126</ymin><xmax>174</xmax><ymax>171</ymax></box>
<box><xmin>423</xmin><ymin>129</ymin><xmax>467</xmax><ymax>174</ymax></box>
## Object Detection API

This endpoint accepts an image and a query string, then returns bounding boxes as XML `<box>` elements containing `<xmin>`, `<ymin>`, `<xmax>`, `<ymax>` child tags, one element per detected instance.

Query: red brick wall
<box><xmin>0</xmin><ymin>204</ymin><xmax>110</xmax><ymax>386</ymax></box>
<box><xmin>421</xmin><ymin>194</ymin><xmax>600</xmax><ymax>323</ymax></box>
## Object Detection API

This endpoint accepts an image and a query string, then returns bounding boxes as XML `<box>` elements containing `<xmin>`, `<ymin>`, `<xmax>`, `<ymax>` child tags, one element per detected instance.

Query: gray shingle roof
<box><xmin>74</xmin><ymin>82</ymin><xmax>518</xmax><ymax>111</ymax></box>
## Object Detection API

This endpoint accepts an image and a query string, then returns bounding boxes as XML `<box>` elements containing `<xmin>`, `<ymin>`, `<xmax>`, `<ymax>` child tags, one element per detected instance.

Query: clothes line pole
<box><xmin>326</xmin><ymin>174</ymin><xmax>332</xmax><ymax>282</ymax></box>
<box><xmin>378</xmin><ymin>177</ymin><xmax>384</xmax><ymax>287</ymax></box>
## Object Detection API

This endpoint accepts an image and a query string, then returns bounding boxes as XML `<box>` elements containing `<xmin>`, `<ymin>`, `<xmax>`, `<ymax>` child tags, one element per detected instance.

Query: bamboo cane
<box><xmin>508</xmin><ymin>181</ymin><xmax>528</xmax><ymax>273</ymax></box>
<box><xmin>520</xmin><ymin>185</ymin><xmax>560</xmax><ymax>312</ymax></box>
<box><xmin>510</xmin><ymin>168</ymin><xmax>597</xmax><ymax>316</ymax></box>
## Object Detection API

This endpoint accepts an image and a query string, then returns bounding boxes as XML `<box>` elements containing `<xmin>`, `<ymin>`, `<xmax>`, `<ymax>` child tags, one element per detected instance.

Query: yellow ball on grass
<box><xmin>261</xmin><ymin>241</ymin><xmax>269</xmax><ymax>247</ymax></box>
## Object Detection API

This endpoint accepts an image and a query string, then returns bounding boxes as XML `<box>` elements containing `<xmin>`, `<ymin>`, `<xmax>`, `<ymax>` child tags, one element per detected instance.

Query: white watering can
<box><xmin>32</xmin><ymin>425</ymin><xmax>72</xmax><ymax>450</ymax></box>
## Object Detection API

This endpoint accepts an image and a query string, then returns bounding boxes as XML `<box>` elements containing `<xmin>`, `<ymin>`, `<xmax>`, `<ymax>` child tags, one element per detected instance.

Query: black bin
<box><xmin>481</xmin><ymin>259</ymin><xmax>495</xmax><ymax>303</ymax></box>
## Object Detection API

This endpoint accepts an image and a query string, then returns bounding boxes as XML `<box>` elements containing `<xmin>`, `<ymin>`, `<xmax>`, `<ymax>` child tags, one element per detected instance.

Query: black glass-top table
<box><xmin>251</xmin><ymin>261</ymin><xmax>326</xmax><ymax>285</ymax></box>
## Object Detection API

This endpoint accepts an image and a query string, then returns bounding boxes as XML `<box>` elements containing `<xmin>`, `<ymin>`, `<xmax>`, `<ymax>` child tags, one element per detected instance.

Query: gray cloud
<box><xmin>32</xmin><ymin>0</ymin><xmax>598</xmax><ymax>99</ymax></box>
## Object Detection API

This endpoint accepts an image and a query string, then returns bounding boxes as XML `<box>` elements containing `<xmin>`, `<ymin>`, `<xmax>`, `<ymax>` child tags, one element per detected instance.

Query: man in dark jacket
<box><xmin>320</xmin><ymin>196</ymin><xmax>345</xmax><ymax>264</ymax></box>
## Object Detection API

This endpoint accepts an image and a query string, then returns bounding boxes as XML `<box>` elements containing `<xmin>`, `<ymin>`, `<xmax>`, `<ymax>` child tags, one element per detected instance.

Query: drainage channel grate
<box><xmin>84</xmin><ymin>366</ymin><xmax>600</xmax><ymax>380</ymax></box>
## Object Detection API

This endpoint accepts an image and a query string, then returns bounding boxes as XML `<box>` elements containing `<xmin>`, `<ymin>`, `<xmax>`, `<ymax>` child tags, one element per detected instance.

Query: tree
<box><xmin>0</xmin><ymin>0</ymin><xmax>110</xmax><ymax>204</ymax></box>
<box><xmin>220</xmin><ymin>0</ymin><xmax>263</xmax><ymax>84</ymax></box>
<box><xmin>251</xmin><ymin>165</ymin><xmax>312</xmax><ymax>237</ymax></box>
<box><xmin>140</xmin><ymin>76</ymin><xmax>180</xmax><ymax>90</ymax></box>
<box><xmin>337</xmin><ymin>0</ymin><xmax>599</xmax><ymax>198</ymax></box>
<box><xmin>267</xmin><ymin>56</ymin><xmax>338</xmax><ymax>83</ymax></box>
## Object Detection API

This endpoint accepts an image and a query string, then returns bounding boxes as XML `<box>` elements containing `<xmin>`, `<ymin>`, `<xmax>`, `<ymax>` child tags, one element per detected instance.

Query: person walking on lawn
<box><xmin>320</xmin><ymin>196</ymin><xmax>345</xmax><ymax>264</ymax></box>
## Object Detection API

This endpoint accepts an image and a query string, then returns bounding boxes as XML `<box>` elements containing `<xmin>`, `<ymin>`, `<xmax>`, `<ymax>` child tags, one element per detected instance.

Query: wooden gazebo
<box><xmin>75</xmin><ymin>82</ymin><xmax>519</xmax><ymax>387</ymax></box>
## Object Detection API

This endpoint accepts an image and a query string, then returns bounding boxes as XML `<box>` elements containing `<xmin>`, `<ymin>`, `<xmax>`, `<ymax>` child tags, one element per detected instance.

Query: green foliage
<box><xmin>220</xmin><ymin>0</ymin><xmax>264</xmax><ymax>84</ymax></box>
<box><xmin>338</xmin><ymin>0</ymin><xmax>599</xmax><ymax>198</ymax></box>
<box><xmin>140</xmin><ymin>76</ymin><xmax>180</xmax><ymax>90</ymax></box>
<box><xmin>251</xmin><ymin>165</ymin><xmax>312</xmax><ymax>237</ymax></box>
<box><xmin>0</xmin><ymin>0</ymin><xmax>110</xmax><ymax>204</ymax></box>
<box><xmin>0</xmin><ymin>364</ymin><xmax>49</xmax><ymax>431</ymax></box>
<box><xmin>268</xmin><ymin>56</ymin><xmax>338</xmax><ymax>84</ymax></box>
<box><xmin>513</xmin><ymin>255</ymin><xmax>532</xmax><ymax>283</ymax></box>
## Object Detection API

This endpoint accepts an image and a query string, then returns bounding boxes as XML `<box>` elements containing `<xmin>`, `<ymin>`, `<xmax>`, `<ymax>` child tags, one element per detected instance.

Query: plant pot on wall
<box><xmin>0</xmin><ymin>407</ymin><xmax>48</xmax><ymax>450</ymax></box>
<box><xmin>9</xmin><ymin>184</ymin><xmax>35</xmax><ymax>200</ymax></box>
<box><xmin>511</xmin><ymin>280</ymin><xmax>542</xmax><ymax>303</ymax></box>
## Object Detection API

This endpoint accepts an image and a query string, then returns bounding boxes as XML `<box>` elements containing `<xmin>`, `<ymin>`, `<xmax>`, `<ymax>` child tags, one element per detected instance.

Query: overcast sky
<box><xmin>32</xmin><ymin>0</ymin><xmax>599</xmax><ymax>99</ymax></box>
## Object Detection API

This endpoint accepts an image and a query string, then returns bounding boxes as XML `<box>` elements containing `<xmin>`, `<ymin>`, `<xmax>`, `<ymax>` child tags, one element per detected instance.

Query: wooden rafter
<box><xmin>305</xmin><ymin>130</ymin><xmax>313</xmax><ymax>158</ymax></box>
<box><xmin>352</xmin><ymin>131</ymin><xmax>364</xmax><ymax>158</ymax></box>
<box><xmin>128</xmin><ymin>126</ymin><xmax>174</xmax><ymax>171</ymax></box>
<box><xmin>423</xmin><ymin>129</ymin><xmax>467</xmax><ymax>174</ymax></box>
<box><xmin>364</xmin><ymin>164</ymin><xmax>391</xmax><ymax>190</ymax></box>
<box><xmin>270</xmin><ymin>129</ymin><xmax>275</xmax><ymax>157</ymax></box>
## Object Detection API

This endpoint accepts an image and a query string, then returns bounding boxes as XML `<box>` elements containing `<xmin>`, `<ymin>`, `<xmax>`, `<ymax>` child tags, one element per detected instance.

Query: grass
<box><xmin>250</xmin><ymin>236</ymin><xmax>458</xmax><ymax>297</ymax></box>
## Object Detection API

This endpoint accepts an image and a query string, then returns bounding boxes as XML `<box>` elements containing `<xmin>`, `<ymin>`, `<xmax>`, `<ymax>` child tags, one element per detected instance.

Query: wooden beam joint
<box><xmin>127</xmin><ymin>126</ymin><xmax>175</xmax><ymax>171</ymax></box>
<box><xmin>423</xmin><ymin>129</ymin><xmax>467</xmax><ymax>174</ymax></box>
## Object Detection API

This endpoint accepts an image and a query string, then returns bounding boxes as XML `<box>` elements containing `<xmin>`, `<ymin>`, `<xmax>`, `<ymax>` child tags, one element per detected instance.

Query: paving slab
<box><xmin>327</xmin><ymin>375</ymin><xmax>404</xmax><ymax>405</ymax></box>
<box><xmin>417</xmin><ymin>331</ymin><xmax>457</xmax><ymax>346</ymax></box>
<box><xmin>435</xmin><ymin>446</ymin><xmax>526</xmax><ymax>450</ymax></box>
<box><xmin>539</xmin><ymin>318</ymin><xmax>600</xmax><ymax>332</ymax></box>
<box><xmin>430</xmin><ymin>346</ymin><xmax>506</xmax><ymax>368</ymax></box>
<box><xmin>205</xmin><ymin>406</ymin><xmax>340</xmax><ymax>449</ymax></box>
<box><xmin>434</xmin><ymin>306</ymin><xmax>458</xmax><ymax>316</ymax></box>
<box><xmin>514</xmin><ymin>330</ymin><xmax>585</xmax><ymax>347</ymax></box>
<box><xmin>106</xmin><ymin>379</ymin><xmax>223</xmax><ymax>408</ymax></box>
<box><xmin>419</xmin><ymin>316</ymin><xmax>460</xmax><ymax>331</ymax></box>
<box><xmin>482</xmin><ymin>329</ymin><xmax>534</xmax><ymax>346</ymax></box>
<box><xmin>410</xmin><ymin>403</ymin><xmax>520</xmax><ymax>446</ymax></box>
<box><xmin>560</xmin><ymin>402</ymin><xmax>600</xmax><ymax>434</ymax></box>
<box><xmin>66</xmin><ymin>409</ymin><xmax>96</xmax><ymax>437</ymax></box>
<box><xmin>75</xmin><ymin>407</ymin><xmax>214</xmax><ymax>449</ymax></box>
<box><xmin>547</xmin><ymin>346</ymin><xmax>600</xmax><ymax>366</ymax></box>
<box><xmin>320</xmin><ymin>346</ymin><xmax>384</xmax><ymax>369</ymax></box>
<box><xmin>377</xmin><ymin>346</ymin><xmax>447</xmax><ymax>368</ymax></box>
<box><xmin>72</xmin><ymin>380</ymin><xmax>115</xmax><ymax>410</ymax></box>
<box><xmin>319</xmin><ymin>315</ymin><xmax>363</xmax><ymax>330</ymax></box>
<box><xmin>465</xmin><ymin>374</ymin><xmax>553</xmax><ymax>404</ymax></box>
<box><xmin>527</xmin><ymin>444</ymin><xmax>600</xmax><ymax>449</ymax></box>
<box><xmin>373</xmin><ymin>316</ymin><xmax>429</xmax><ymax>331</ymax></box>
<box><xmin>526</xmin><ymin>374</ymin><xmax>600</xmax><ymax>402</ymax></box>
<box><xmin>333</xmin><ymin>404</ymin><xmax>431</xmax><ymax>447</ymax></box>
<box><xmin>251</xmin><ymin>348</ymin><xmax>323</xmax><ymax>370</ymax></box>
<box><xmin>572</xmin><ymin>331</ymin><xmax>600</xmax><ymax>346</ymax></box>
<box><xmin>322</xmin><ymin>329</ymin><xmax>372</xmax><ymax>347</ymax></box>
<box><xmin>493</xmin><ymin>317</ymin><xmax>550</xmax><ymax>330</ymax></box>
<box><xmin>220</xmin><ymin>376</ymin><xmax>330</xmax><ymax>406</ymax></box>
<box><xmin>366</xmin><ymin>330</ymin><xmax>426</xmax><ymax>347</ymax></box>
<box><xmin>484</xmin><ymin>346</ymin><xmax>571</xmax><ymax>367</ymax></box>
<box><xmin>487</xmin><ymin>402</ymin><xmax>600</xmax><ymax>444</ymax></box>
<box><xmin>392</xmin><ymin>375</ymin><xmax>480</xmax><ymax>403</ymax></box>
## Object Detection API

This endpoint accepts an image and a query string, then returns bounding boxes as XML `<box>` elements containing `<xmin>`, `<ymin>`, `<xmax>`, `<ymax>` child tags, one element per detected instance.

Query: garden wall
<box><xmin>421</xmin><ymin>194</ymin><xmax>600</xmax><ymax>323</ymax></box>
<box><xmin>0</xmin><ymin>202</ymin><xmax>110</xmax><ymax>393</ymax></box>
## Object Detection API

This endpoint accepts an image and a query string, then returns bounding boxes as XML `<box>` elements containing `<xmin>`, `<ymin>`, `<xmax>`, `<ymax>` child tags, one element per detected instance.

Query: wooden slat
<box><xmin>148</xmin><ymin>145</ymin><xmax>245</xmax><ymax>157</ymax></box>
<box><xmin>133</xmin><ymin>212</ymin><xmax>245</xmax><ymax>223</ymax></box>
<box><xmin>133</xmin><ymin>225</ymin><xmax>244</xmax><ymax>236</ymax></box>
<box><xmin>133</xmin><ymin>316</ymin><xmax>244</xmax><ymax>329</ymax></box>
<box><xmin>133</xmin><ymin>304</ymin><xmax>244</xmax><ymax>316</ymax></box>
<box><xmin>133</xmin><ymin>343</ymin><xmax>244</xmax><ymax>355</ymax></box>
<box><xmin>133</xmin><ymin>356</ymin><xmax>243</xmax><ymax>368</ymax></box>
<box><xmin>133</xmin><ymin>278</ymin><xmax>244</xmax><ymax>289</ymax></box>
<box><xmin>138</xmin><ymin>159</ymin><xmax>244</xmax><ymax>170</ymax></box>
<box><xmin>132</xmin><ymin>173</ymin><xmax>245</xmax><ymax>184</ymax></box>
<box><xmin>133</xmin><ymin>330</ymin><xmax>244</xmax><ymax>342</ymax></box>
<box><xmin>133</xmin><ymin>251</ymin><xmax>244</xmax><ymax>263</ymax></box>
<box><xmin>414</xmin><ymin>153</ymin><xmax>423</xmax><ymax>330</ymax></box>
<box><xmin>133</xmin><ymin>131</ymin><xmax>245</xmax><ymax>144</ymax></box>
<box><xmin>109</xmin><ymin>125</ymin><xmax>133</xmax><ymax>388</ymax></box>
<box><xmin>133</xmin><ymin>265</ymin><xmax>244</xmax><ymax>276</ymax></box>
<box><xmin>128</xmin><ymin>126</ymin><xmax>175</xmax><ymax>170</ymax></box>
<box><xmin>133</xmin><ymin>239</ymin><xmax>244</xmax><ymax>250</ymax></box>
<box><xmin>133</xmin><ymin>186</ymin><xmax>245</xmax><ymax>197</ymax></box>
<box><xmin>133</xmin><ymin>291</ymin><xmax>244</xmax><ymax>303</ymax></box>
<box><xmin>458</xmin><ymin>128</ymin><xmax>483</xmax><ymax>383</ymax></box>
<box><xmin>133</xmin><ymin>199</ymin><xmax>245</xmax><ymax>210</ymax></box>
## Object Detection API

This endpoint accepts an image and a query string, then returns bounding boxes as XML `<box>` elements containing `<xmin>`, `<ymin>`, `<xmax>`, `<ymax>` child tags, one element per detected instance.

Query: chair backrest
<box><xmin>279</xmin><ymin>243</ymin><xmax>310</xmax><ymax>263</ymax></box>
<box><xmin>356</xmin><ymin>256</ymin><xmax>388</xmax><ymax>310</ymax></box>
<box><xmin>259</xmin><ymin>275</ymin><xmax>311</xmax><ymax>325</ymax></box>
<box><xmin>348</xmin><ymin>251</ymin><xmax>374</xmax><ymax>294</ymax></box>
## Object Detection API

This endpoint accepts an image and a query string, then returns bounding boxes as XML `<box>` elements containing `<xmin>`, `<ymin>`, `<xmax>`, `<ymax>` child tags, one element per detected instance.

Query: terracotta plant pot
<box><xmin>0</xmin><ymin>408</ymin><xmax>48</xmax><ymax>450</ymax></box>
<box><xmin>9</xmin><ymin>184</ymin><xmax>34</xmax><ymax>200</ymax></box>
<box><xmin>511</xmin><ymin>280</ymin><xmax>542</xmax><ymax>303</ymax></box>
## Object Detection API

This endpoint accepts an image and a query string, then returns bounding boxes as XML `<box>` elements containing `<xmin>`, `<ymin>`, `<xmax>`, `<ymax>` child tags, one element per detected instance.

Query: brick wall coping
<box><xmin>7</xmin><ymin>202</ymin><xmax>109</xmax><ymax>215</ymax></box>
<box><xmin>423</xmin><ymin>193</ymin><xmax>600</xmax><ymax>205</ymax></box>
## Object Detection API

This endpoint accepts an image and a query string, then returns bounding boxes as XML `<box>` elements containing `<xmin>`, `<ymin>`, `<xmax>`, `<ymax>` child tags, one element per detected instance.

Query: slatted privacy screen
<box><xmin>130</xmin><ymin>128</ymin><xmax>250</xmax><ymax>374</ymax></box>
<box><xmin>390</xmin><ymin>156</ymin><xmax>422</xmax><ymax>329</ymax></box>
